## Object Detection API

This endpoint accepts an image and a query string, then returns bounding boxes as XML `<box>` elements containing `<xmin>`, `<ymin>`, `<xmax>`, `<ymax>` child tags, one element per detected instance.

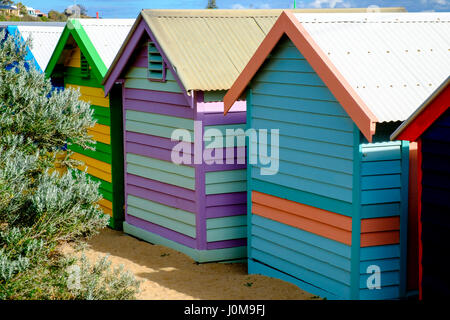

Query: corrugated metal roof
<box><xmin>0</xmin><ymin>22</ymin><xmax>65</xmax><ymax>27</ymax></box>
<box><xmin>391</xmin><ymin>76</ymin><xmax>450</xmax><ymax>140</ymax></box>
<box><xmin>16</xmin><ymin>25</ymin><xmax>64</xmax><ymax>70</ymax></box>
<box><xmin>78</xmin><ymin>19</ymin><xmax>134</xmax><ymax>69</ymax></box>
<box><xmin>294</xmin><ymin>12</ymin><xmax>450</xmax><ymax>123</ymax></box>
<box><xmin>140</xmin><ymin>8</ymin><xmax>406</xmax><ymax>92</ymax></box>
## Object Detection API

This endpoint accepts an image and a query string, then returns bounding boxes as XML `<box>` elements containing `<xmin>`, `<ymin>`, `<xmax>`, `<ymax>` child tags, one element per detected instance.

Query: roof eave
<box><xmin>102</xmin><ymin>13</ymin><xmax>143</xmax><ymax>94</ymax></box>
<box><xmin>391</xmin><ymin>76</ymin><xmax>450</xmax><ymax>141</ymax></box>
<box><xmin>45</xmin><ymin>19</ymin><xmax>106</xmax><ymax>83</ymax></box>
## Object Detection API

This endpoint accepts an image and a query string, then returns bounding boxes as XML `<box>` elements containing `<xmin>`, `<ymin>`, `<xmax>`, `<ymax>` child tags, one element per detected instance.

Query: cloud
<box><xmin>309</xmin><ymin>0</ymin><xmax>351</xmax><ymax>8</ymax></box>
<box><xmin>231</xmin><ymin>3</ymin><xmax>272</xmax><ymax>9</ymax></box>
<box><xmin>420</xmin><ymin>0</ymin><xmax>450</xmax><ymax>8</ymax></box>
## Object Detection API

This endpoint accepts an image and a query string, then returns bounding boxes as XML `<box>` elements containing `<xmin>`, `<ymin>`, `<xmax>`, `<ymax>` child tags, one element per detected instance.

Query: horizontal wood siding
<box><xmin>360</xmin><ymin>217</ymin><xmax>400</xmax><ymax>247</ymax></box>
<box><xmin>420</xmin><ymin>109</ymin><xmax>450</xmax><ymax>298</ymax></box>
<box><xmin>251</xmin><ymin>214</ymin><xmax>352</xmax><ymax>299</ymax></box>
<box><xmin>205</xmin><ymin>170</ymin><xmax>246</xmax><ymax>195</ymax></box>
<box><xmin>127</xmin><ymin>195</ymin><xmax>196</xmax><ymax>238</ymax></box>
<box><xmin>359</xmin><ymin>245</ymin><xmax>401</xmax><ymax>299</ymax></box>
<box><xmin>205</xmin><ymin>192</ymin><xmax>247</xmax><ymax>219</ymax></box>
<box><xmin>360</xmin><ymin>142</ymin><xmax>405</xmax><ymax>230</ymax></box>
<box><xmin>206</xmin><ymin>215</ymin><xmax>247</xmax><ymax>243</ymax></box>
<box><xmin>123</xmin><ymin>67</ymin><xmax>198</xmax><ymax>245</ymax></box>
<box><xmin>250</xmin><ymin>37</ymin><xmax>355</xmax><ymax>210</ymax></box>
<box><xmin>127</xmin><ymin>153</ymin><xmax>195</xmax><ymax>190</ymax></box>
<box><xmin>252</xmin><ymin>191</ymin><xmax>353</xmax><ymax>245</ymax></box>
<box><xmin>126</xmin><ymin>109</ymin><xmax>193</xmax><ymax>141</ymax></box>
<box><xmin>63</xmin><ymin>47</ymin><xmax>114</xmax><ymax>220</ymax></box>
<box><xmin>122</xmin><ymin>36</ymin><xmax>247</xmax><ymax>258</ymax></box>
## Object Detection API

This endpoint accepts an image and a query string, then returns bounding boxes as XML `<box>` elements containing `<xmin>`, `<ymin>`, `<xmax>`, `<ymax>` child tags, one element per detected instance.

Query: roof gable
<box><xmin>45</xmin><ymin>19</ymin><xmax>133</xmax><ymax>83</ymax></box>
<box><xmin>103</xmin><ymin>8</ymin><xmax>405</xmax><ymax>95</ymax></box>
<box><xmin>224</xmin><ymin>11</ymin><xmax>450</xmax><ymax>142</ymax></box>
<box><xmin>391</xmin><ymin>77</ymin><xmax>450</xmax><ymax>141</ymax></box>
<box><xmin>224</xmin><ymin>11</ymin><xmax>377</xmax><ymax>142</ymax></box>
<box><xmin>5</xmin><ymin>24</ymin><xmax>63</xmax><ymax>72</ymax></box>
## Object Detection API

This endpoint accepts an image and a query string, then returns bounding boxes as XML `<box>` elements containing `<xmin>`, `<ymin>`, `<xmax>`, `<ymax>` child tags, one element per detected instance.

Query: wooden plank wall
<box><xmin>246</xmin><ymin>36</ymin><xmax>408</xmax><ymax>300</ymax></box>
<box><xmin>122</xmin><ymin>38</ymin><xmax>247</xmax><ymax>259</ymax></box>
<box><xmin>63</xmin><ymin>47</ymin><xmax>115</xmax><ymax>218</ymax></box>
<box><xmin>250</xmin><ymin>37</ymin><xmax>355</xmax><ymax>217</ymax></box>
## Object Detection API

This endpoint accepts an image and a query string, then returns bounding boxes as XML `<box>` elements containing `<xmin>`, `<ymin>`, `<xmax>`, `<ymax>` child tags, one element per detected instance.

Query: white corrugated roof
<box><xmin>78</xmin><ymin>19</ymin><xmax>134</xmax><ymax>69</ymax></box>
<box><xmin>17</xmin><ymin>25</ymin><xmax>64</xmax><ymax>70</ymax></box>
<box><xmin>295</xmin><ymin>12</ymin><xmax>450</xmax><ymax>123</ymax></box>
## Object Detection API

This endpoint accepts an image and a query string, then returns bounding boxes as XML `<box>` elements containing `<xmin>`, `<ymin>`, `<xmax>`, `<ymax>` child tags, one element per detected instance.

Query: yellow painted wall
<box><xmin>61</xmin><ymin>47</ymin><xmax>114</xmax><ymax>220</ymax></box>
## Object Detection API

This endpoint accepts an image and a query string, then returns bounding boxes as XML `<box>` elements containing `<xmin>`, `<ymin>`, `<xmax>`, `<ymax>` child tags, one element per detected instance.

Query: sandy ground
<box><xmin>63</xmin><ymin>228</ymin><xmax>316</xmax><ymax>300</ymax></box>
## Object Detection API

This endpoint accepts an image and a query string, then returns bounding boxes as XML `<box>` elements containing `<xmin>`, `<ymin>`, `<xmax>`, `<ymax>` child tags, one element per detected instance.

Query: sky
<box><xmin>22</xmin><ymin>0</ymin><xmax>450</xmax><ymax>18</ymax></box>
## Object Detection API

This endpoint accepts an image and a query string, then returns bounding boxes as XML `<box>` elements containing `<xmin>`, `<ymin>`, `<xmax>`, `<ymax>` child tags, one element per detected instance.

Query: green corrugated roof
<box><xmin>105</xmin><ymin>8</ymin><xmax>406</xmax><ymax>92</ymax></box>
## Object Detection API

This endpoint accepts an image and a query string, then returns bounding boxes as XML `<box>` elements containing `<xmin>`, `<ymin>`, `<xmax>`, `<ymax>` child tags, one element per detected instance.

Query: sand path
<box><xmin>65</xmin><ymin>228</ymin><xmax>315</xmax><ymax>300</ymax></box>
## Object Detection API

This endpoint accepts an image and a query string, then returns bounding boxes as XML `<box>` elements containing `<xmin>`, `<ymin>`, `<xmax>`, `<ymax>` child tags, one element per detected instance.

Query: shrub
<box><xmin>0</xmin><ymin>30</ymin><xmax>140</xmax><ymax>300</ymax></box>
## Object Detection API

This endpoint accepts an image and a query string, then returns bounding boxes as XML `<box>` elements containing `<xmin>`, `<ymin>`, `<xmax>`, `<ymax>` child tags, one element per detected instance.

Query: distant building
<box><xmin>0</xmin><ymin>5</ymin><xmax>20</xmax><ymax>16</ymax></box>
<box><xmin>26</xmin><ymin>6</ymin><xmax>37</xmax><ymax>17</ymax></box>
<box><xmin>34</xmin><ymin>9</ymin><xmax>47</xmax><ymax>18</ymax></box>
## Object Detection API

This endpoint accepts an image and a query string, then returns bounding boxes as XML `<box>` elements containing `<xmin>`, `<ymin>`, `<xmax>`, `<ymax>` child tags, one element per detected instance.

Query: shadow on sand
<box><xmin>82</xmin><ymin>228</ymin><xmax>314</xmax><ymax>300</ymax></box>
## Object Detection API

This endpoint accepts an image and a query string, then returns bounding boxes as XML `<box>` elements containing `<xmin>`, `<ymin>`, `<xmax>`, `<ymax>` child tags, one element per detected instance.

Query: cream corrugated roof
<box><xmin>17</xmin><ymin>25</ymin><xmax>64</xmax><ymax>70</ymax></box>
<box><xmin>139</xmin><ymin>8</ymin><xmax>405</xmax><ymax>92</ymax></box>
<box><xmin>78</xmin><ymin>19</ymin><xmax>134</xmax><ymax>69</ymax></box>
<box><xmin>294</xmin><ymin>12</ymin><xmax>450</xmax><ymax>123</ymax></box>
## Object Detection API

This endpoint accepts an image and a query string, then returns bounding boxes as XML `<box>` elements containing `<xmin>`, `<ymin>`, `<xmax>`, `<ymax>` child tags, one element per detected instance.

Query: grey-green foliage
<box><xmin>0</xmin><ymin>30</ymin><xmax>139</xmax><ymax>299</ymax></box>
<box><xmin>68</xmin><ymin>255</ymin><xmax>141</xmax><ymax>300</ymax></box>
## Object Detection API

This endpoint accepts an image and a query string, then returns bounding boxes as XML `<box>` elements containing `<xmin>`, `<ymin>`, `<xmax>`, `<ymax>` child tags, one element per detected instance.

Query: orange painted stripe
<box><xmin>253</xmin><ymin>191</ymin><xmax>352</xmax><ymax>231</ymax></box>
<box><xmin>252</xmin><ymin>191</ymin><xmax>352</xmax><ymax>245</ymax></box>
<box><xmin>360</xmin><ymin>216</ymin><xmax>400</xmax><ymax>247</ymax></box>
<box><xmin>361</xmin><ymin>216</ymin><xmax>400</xmax><ymax>233</ymax></box>
<box><xmin>361</xmin><ymin>231</ymin><xmax>400</xmax><ymax>247</ymax></box>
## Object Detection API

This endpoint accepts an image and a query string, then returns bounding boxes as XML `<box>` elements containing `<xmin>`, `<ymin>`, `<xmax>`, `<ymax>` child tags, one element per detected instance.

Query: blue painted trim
<box><xmin>252</xmin><ymin>214</ymin><xmax>352</xmax><ymax>260</ymax></box>
<box><xmin>248</xmin><ymin>259</ymin><xmax>341</xmax><ymax>300</ymax></box>
<box><xmin>399</xmin><ymin>140</ymin><xmax>410</xmax><ymax>298</ymax></box>
<box><xmin>360</xmin><ymin>245</ymin><xmax>400</xmax><ymax>261</ymax></box>
<box><xmin>6</xmin><ymin>26</ymin><xmax>42</xmax><ymax>72</ymax></box>
<box><xmin>351</xmin><ymin>126</ymin><xmax>362</xmax><ymax>299</ymax></box>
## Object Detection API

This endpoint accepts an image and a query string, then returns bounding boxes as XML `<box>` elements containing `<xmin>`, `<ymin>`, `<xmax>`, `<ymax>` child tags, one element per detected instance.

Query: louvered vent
<box><xmin>148</xmin><ymin>42</ymin><xmax>165</xmax><ymax>81</ymax></box>
<box><xmin>80</xmin><ymin>52</ymin><xmax>90</xmax><ymax>79</ymax></box>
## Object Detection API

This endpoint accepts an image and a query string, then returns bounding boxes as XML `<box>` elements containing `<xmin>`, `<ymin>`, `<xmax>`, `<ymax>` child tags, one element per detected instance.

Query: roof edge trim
<box><xmin>44</xmin><ymin>19</ymin><xmax>106</xmax><ymax>83</ymax></box>
<box><xmin>391</xmin><ymin>77</ymin><xmax>450</xmax><ymax>141</ymax></box>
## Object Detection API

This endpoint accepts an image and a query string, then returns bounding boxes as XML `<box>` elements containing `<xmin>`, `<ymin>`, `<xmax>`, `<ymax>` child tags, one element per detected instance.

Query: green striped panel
<box><xmin>64</xmin><ymin>67</ymin><xmax>103</xmax><ymax>88</ymax></box>
<box><xmin>127</xmin><ymin>195</ymin><xmax>196</xmax><ymax>238</ymax></box>
<box><xmin>69</xmin><ymin>141</ymin><xmax>112</xmax><ymax>164</ymax></box>
<box><xmin>92</xmin><ymin>105</ymin><xmax>111</xmax><ymax>126</ymax></box>
<box><xmin>126</xmin><ymin>153</ymin><xmax>195</xmax><ymax>190</ymax></box>
<box><xmin>72</xmin><ymin>171</ymin><xmax>113</xmax><ymax>202</ymax></box>
<box><xmin>126</xmin><ymin>110</ymin><xmax>194</xmax><ymax>141</ymax></box>
<box><xmin>205</xmin><ymin>170</ymin><xmax>247</xmax><ymax>195</ymax></box>
<box><xmin>206</xmin><ymin>215</ymin><xmax>247</xmax><ymax>242</ymax></box>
